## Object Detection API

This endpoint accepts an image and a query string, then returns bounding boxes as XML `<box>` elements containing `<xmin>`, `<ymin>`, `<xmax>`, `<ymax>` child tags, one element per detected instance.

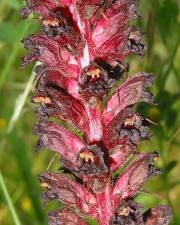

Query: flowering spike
<box><xmin>22</xmin><ymin>0</ymin><xmax>172</xmax><ymax>224</ymax></box>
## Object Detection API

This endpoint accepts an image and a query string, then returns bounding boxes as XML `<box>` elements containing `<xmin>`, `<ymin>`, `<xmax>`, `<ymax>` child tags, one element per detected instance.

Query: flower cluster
<box><xmin>21</xmin><ymin>0</ymin><xmax>172</xmax><ymax>224</ymax></box>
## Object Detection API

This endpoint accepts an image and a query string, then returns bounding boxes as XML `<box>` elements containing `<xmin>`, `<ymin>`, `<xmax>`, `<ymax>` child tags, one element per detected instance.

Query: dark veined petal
<box><xmin>48</xmin><ymin>208</ymin><xmax>87</xmax><ymax>225</ymax></box>
<box><xmin>20</xmin><ymin>0</ymin><xmax>58</xmax><ymax>18</ymax></box>
<box><xmin>21</xmin><ymin>0</ymin><xmax>80</xmax><ymax>20</ymax></box>
<box><xmin>102</xmin><ymin>108</ymin><xmax>132</xmax><ymax>149</ymax></box>
<box><xmin>113</xmin><ymin>152</ymin><xmax>160</xmax><ymax>199</ymax></box>
<box><xmin>21</xmin><ymin>0</ymin><xmax>89</xmax><ymax>37</ymax></box>
<box><xmin>22</xmin><ymin>35</ymin><xmax>81</xmax><ymax>77</ymax></box>
<box><xmin>33</xmin><ymin>65</ymin><xmax>81</xmax><ymax>99</ymax></box>
<box><xmin>143</xmin><ymin>205</ymin><xmax>172</xmax><ymax>225</ymax></box>
<box><xmin>34</xmin><ymin>121</ymin><xmax>86</xmax><ymax>169</ymax></box>
<box><xmin>89</xmin><ymin>0</ymin><xmax>143</xmax><ymax>62</ymax></box>
<box><xmin>102</xmin><ymin>73</ymin><xmax>154</xmax><ymax>126</ymax></box>
<box><xmin>32</xmin><ymin>86</ymin><xmax>89</xmax><ymax>134</ymax></box>
<box><xmin>39</xmin><ymin>172</ymin><xmax>96</xmax><ymax>212</ymax></box>
<box><xmin>109</xmin><ymin>143</ymin><xmax>134</xmax><ymax>172</ymax></box>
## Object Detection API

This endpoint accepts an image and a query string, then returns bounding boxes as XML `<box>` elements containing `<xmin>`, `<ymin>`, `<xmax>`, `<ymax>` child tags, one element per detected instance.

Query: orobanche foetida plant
<box><xmin>21</xmin><ymin>0</ymin><xmax>172</xmax><ymax>225</ymax></box>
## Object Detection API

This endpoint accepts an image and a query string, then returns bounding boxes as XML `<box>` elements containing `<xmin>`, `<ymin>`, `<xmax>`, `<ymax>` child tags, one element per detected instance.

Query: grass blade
<box><xmin>0</xmin><ymin>63</ymin><xmax>38</xmax><ymax>152</ymax></box>
<box><xmin>7</xmin><ymin>64</ymin><xmax>37</xmax><ymax>134</ymax></box>
<box><xmin>0</xmin><ymin>171</ymin><xmax>22</xmax><ymax>225</ymax></box>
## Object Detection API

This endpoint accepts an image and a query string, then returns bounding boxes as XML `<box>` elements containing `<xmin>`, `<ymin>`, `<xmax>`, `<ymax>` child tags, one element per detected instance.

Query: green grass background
<box><xmin>0</xmin><ymin>0</ymin><xmax>179</xmax><ymax>224</ymax></box>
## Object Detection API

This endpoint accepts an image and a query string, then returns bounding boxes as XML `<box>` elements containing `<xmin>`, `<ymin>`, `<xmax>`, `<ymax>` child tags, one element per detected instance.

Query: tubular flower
<box><xmin>21</xmin><ymin>0</ymin><xmax>172</xmax><ymax>225</ymax></box>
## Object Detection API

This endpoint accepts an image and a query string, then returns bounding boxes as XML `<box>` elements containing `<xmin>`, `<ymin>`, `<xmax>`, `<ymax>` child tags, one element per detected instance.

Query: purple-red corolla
<box><xmin>21</xmin><ymin>0</ymin><xmax>172</xmax><ymax>224</ymax></box>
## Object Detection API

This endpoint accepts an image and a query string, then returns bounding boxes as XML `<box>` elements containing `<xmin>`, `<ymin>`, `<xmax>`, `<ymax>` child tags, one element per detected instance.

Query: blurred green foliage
<box><xmin>0</xmin><ymin>0</ymin><xmax>179</xmax><ymax>225</ymax></box>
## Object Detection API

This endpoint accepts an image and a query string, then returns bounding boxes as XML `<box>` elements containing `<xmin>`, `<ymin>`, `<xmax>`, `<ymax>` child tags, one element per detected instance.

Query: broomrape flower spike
<box><xmin>21</xmin><ymin>0</ymin><xmax>172</xmax><ymax>224</ymax></box>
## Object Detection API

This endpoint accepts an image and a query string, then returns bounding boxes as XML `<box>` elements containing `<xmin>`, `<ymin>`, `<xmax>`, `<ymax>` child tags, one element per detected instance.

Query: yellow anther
<box><xmin>129</xmin><ymin>30</ymin><xmax>140</xmax><ymax>41</ymax></box>
<box><xmin>153</xmin><ymin>155</ymin><xmax>159</xmax><ymax>161</ymax></box>
<box><xmin>87</xmin><ymin>68</ymin><xmax>101</xmax><ymax>79</ymax></box>
<box><xmin>124</xmin><ymin>117</ymin><xmax>136</xmax><ymax>127</ymax></box>
<box><xmin>43</xmin><ymin>18</ymin><xmax>59</xmax><ymax>27</ymax></box>
<box><xmin>33</xmin><ymin>96</ymin><xmax>51</xmax><ymax>104</ymax></box>
<box><xmin>40</xmin><ymin>182</ymin><xmax>50</xmax><ymax>188</ymax></box>
<box><xmin>79</xmin><ymin>152</ymin><xmax>95</xmax><ymax>163</ymax></box>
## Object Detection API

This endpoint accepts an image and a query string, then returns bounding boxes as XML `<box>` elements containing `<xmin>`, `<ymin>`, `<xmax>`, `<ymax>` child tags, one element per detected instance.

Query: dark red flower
<box><xmin>21</xmin><ymin>0</ymin><xmax>172</xmax><ymax>224</ymax></box>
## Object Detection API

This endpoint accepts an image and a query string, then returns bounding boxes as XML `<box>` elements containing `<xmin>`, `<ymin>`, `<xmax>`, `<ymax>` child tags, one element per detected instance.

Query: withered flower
<box><xmin>21</xmin><ymin>0</ymin><xmax>172</xmax><ymax>224</ymax></box>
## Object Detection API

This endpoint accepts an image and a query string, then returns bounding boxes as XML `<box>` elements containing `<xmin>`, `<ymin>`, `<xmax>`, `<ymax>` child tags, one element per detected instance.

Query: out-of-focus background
<box><xmin>0</xmin><ymin>0</ymin><xmax>179</xmax><ymax>225</ymax></box>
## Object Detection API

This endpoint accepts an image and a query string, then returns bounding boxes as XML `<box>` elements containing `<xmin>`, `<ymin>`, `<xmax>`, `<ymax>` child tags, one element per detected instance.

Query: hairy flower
<box><xmin>21</xmin><ymin>0</ymin><xmax>172</xmax><ymax>224</ymax></box>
